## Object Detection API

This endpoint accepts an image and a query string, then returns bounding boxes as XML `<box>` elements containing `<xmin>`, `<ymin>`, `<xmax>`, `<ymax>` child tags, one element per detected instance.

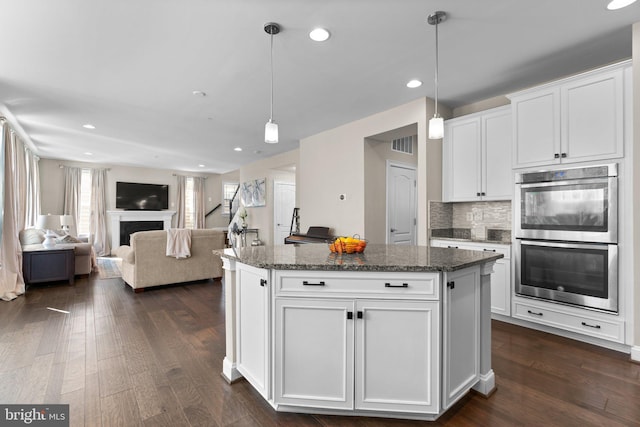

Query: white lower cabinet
<box><xmin>274</xmin><ymin>298</ymin><xmax>354</xmax><ymax>410</ymax></box>
<box><xmin>274</xmin><ymin>297</ymin><xmax>440</xmax><ymax>414</ymax></box>
<box><xmin>236</xmin><ymin>264</ymin><xmax>270</xmax><ymax>399</ymax></box>
<box><xmin>442</xmin><ymin>268</ymin><xmax>480</xmax><ymax>409</ymax></box>
<box><xmin>431</xmin><ymin>239</ymin><xmax>511</xmax><ymax>316</ymax></box>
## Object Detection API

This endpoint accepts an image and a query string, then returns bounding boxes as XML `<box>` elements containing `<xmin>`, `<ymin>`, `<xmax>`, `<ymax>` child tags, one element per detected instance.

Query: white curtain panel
<box><xmin>63</xmin><ymin>166</ymin><xmax>81</xmax><ymax>229</ymax></box>
<box><xmin>0</xmin><ymin>125</ymin><xmax>27</xmax><ymax>301</ymax></box>
<box><xmin>90</xmin><ymin>168</ymin><xmax>110</xmax><ymax>256</ymax></box>
<box><xmin>24</xmin><ymin>147</ymin><xmax>41</xmax><ymax>228</ymax></box>
<box><xmin>193</xmin><ymin>176</ymin><xmax>206</xmax><ymax>229</ymax></box>
<box><xmin>175</xmin><ymin>175</ymin><xmax>186</xmax><ymax>229</ymax></box>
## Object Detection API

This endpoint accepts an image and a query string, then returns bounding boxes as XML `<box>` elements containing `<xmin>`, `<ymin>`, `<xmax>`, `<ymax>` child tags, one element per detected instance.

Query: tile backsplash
<box><xmin>429</xmin><ymin>200</ymin><xmax>512</xmax><ymax>242</ymax></box>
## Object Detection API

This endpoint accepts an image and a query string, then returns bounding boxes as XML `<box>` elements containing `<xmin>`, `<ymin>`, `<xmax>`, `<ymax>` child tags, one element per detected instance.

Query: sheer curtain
<box><xmin>0</xmin><ymin>125</ymin><xmax>27</xmax><ymax>301</ymax></box>
<box><xmin>24</xmin><ymin>147</ymin><xmax>40</xmax><ymax>228</ymax></box>
<box><xmin>63</xmin><ymin>166</ymin><xmax>82</xmax><ymax>230</ymax></box>
<box><xmin>193</xmin><ymin>176</ymin><xmax>206</xmax><ymax>229</ymax></box>
<box><xmin>174</xmin><ymin>175</ymin><xmax>186</xmax><ymax>229</ymax></box>
<box><xmin>90</xmin><ymin>168</ymin><xmax>110</xmax><ymax>256</ymax></box>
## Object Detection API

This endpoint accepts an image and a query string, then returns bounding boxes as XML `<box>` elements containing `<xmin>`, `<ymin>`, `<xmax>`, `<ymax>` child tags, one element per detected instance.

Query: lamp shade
<box><xmin>428</xmin><ymin>116</ymin><xmax>444</xmax><ymax>140</ymax></box>
<box><xmin>265</xmin><ymin>120</ymin><xmax>278</xmax><ymax>143</ymax></box>
<box><xmin>60</xmin><ymin>215</ymin><xmax>73</xmax><ymax>227</ymax></box>
<box><xmin>37</xmin><ymin>214</ymin><xmax>61</xmax><ymax>231</ymax></box>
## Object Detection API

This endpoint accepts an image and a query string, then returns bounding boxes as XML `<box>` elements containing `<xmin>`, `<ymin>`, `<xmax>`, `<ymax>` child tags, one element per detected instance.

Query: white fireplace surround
<box><xmin>108</xmin><ymin>210</ymin><xmax>175</xmax><ymax>253</ymax></box>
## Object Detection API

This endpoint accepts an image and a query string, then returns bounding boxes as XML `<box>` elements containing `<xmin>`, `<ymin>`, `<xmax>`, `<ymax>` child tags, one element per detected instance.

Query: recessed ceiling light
<box><xmin>234</xmin><ymin>147</ymin><xmax>242</xmax><ymax>152</ymax></box>
<box><xmin>607</xmin><ymin>0</ymin><xmax>637</xmax><ymax>9</ymax></box>
<box><xmin>84</xmin><ymin>152</ymin><xmax>93</xmax><ymax>156</ymax></box>
<box><xmin>407</xmin><ymin>79</ymin><xmax>422</xmax><ymax>88</ymax></box>
<box><xmin>198</xmin><ymin>164</ymin><xmax>205</xmax><ymax>168</ymax></box>
<box><xmin>82</xmin><ymin>124</ymin><xmax>95</xmax><ymax>129</ymax></box>
<box><xmin>192</xmin><ymin>90</ymin><xmax>206</xmax><ymax>97</ymax></box>
<box><xmin>309</xmin><ymin>28</ymin><xmax>330</xmax><ymax>42</ymax></box>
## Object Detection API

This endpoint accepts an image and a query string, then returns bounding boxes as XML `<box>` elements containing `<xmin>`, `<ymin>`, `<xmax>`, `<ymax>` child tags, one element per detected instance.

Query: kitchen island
<box><xmin>218</xmin><ymin>244</ymin><xmax>502</xmax><ymax>421</ymax></box>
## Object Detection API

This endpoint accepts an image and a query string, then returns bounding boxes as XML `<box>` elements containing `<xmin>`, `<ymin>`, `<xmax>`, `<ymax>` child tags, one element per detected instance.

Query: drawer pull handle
<box><xmin>581</xmin><ymin>321</ymin><xmax>601</xmax><ymax>329</ymax></box>
<box><xmin>527</xmin><ymin>310</ymin><xmax>543</xmax><ymax>317</ymax></box>
<box><xmin>357</xmin><ymin>311</ymin><xmax>363</xmax><ymax>319</ymax></box>
<box><xmin>447</xmin><ymin>281</ymin><xmax>455</xmax><ymax>290</ymax></box>
<box><xmin>447</xmin><ymin>245</ymin><xmax>459</xmax><ymax>249</ymax></box>
<box><xmin>302</xmin><ymin>281</ymin><xmax>325</xmax><ymax>286</ymax></box>
<box><xmin>483</xmin><ymin>249</ymin><xmax>496</xmax><ymax>252</ymax></box>
<box><xmin>384</xmin><ymin>283</ymin><xmax>408</xmax><ymax>288</ymax></box>
<box><xmin>347</xmin><ymin>311</ymin><xmax>353</xmax><ymax>320</ymax></box>
<box><xmin>260</xmin><ymin>279</ymin><xmax>267</xmax><ymax>287</ymax></box>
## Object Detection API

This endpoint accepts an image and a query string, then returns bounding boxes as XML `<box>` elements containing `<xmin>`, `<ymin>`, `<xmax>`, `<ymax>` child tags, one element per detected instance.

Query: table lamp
<box><xmin>37</xmin><ymin>214</ymin><xmax>61</xmax><ymax>249</ymax></box>
<box><xmin>60</xmin><ymin>215</ymin><xmax>73</xmax><ymax>235</ymax></box>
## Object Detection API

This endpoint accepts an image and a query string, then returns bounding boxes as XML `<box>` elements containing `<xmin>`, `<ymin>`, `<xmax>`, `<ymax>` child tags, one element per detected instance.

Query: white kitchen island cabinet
<box><xmin>219</xmin><ymin>244</ymin><xmax>501</xmax><ymax>421</ymax></box>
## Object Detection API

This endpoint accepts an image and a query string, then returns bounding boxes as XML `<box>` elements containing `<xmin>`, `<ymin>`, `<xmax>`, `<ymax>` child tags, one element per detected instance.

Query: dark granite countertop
<box><xmin>217</xmin><ymin>244</ymin><xmax>503</xmax><ymax>272</ymax></box>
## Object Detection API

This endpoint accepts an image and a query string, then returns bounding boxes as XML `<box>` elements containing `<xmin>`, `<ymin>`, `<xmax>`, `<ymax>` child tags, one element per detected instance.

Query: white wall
<box><xmin>299</xmin><ymin>98</ymin><xmax>444</xmax><ymax>244</ymax></box>
<box><xmin>632</xmin><ymin>22</ymin><xmax>640</xmax><ymax>356</ymax></box>
<box><xmin>39</xmin><ymin>158</ymin><xmax>233</xmax><ymax>240</ymax></box>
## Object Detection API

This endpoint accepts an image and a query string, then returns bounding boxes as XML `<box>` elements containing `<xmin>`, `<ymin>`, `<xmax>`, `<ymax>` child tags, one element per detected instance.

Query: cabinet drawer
<box><xmin>275</xmin><ymin>271</ymin><xmax>439</xmax><ymax>300</ymax></box>
<box><xmin>431</xmin><ymin>240</ymin><xmax>511</xmax><ymax>259</ymax></box>
<box><xmin>514</xmin><ymin>301</ymin><xmax>624</xmax><ymax>343</ymax></box>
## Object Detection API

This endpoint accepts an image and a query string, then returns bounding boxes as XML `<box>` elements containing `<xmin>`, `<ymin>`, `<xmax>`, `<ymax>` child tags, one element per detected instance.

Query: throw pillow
<box><xmin>20</xmin><ymin>229</ymin><xmax>45</xmax><ymax>245</ymax></box>
<box><xmin>56</xmin><ymin>234</ymin><xmax>82</xmax><ymax>244</ymax></box>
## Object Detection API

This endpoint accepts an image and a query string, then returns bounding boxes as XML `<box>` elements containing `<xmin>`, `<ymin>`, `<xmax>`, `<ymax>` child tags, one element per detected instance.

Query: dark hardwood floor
<box><xmin>1</xmin><ymin>274</ymin><xmax>639</xmax><ymax>426</ymax></box>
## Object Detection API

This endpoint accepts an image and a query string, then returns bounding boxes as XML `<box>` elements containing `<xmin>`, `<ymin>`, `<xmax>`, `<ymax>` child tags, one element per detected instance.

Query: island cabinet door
<box><xmin>236</xmin><ymin>264</ymin><xmax>270</xmax><ymax>400</ymax></box>
<box><xmin>354</xmin><ymin>300</ymin><xmax>440</xmax><ymax>414</ymax></box>
<box><xmin>442</xmin><ymin>268</ymin><xmax>480</xmax><ymax>410</ymax></box>
<box><xmin>274</xmin><ymin>298</ymin><xmax>354</xmax><ymax>410</ymax></box>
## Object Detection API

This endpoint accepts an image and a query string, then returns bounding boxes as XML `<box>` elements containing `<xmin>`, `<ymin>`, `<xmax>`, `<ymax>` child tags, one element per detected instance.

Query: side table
<box><xmin>22</xmin><ymin>246</ymin><xmax>75</xmax><ymax>286</ymax></box>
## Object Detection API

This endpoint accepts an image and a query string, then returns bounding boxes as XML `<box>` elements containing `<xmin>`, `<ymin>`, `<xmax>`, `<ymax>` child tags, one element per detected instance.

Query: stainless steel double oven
<box><xmin>515</xmin><ymin>164</ymin><xmax>618</xmax><ymax>312</ymax></box>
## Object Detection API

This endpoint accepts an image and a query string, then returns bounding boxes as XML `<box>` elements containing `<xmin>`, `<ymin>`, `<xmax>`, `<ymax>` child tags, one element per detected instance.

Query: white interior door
<box><xmin>387</xmin><ymin>163</ymin><xmax>417</xmax><ymax>245</ymax></box>
<box><xmin>274</xmin><ymin>182</ymin><xmax>296</xmax><ymax>245</ymax></box>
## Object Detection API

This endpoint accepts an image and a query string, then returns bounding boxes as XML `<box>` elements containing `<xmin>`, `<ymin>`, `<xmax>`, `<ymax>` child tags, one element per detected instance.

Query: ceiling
<box><xmin>0</xmin><ymin>0</ymin><xmax>639</xmax><ymax>174</ymax></box>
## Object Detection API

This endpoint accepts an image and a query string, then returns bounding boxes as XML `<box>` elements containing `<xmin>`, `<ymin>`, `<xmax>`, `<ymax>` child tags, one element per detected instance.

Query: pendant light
<box><xmin>264</xmin><ymin>22</ymin><xmax>280</xmax><ymax>143</ymax></box>
<box><xmin>428</xmin><ymin>11</ymin><xmax>446</xmax><ymax>140</ymax></box>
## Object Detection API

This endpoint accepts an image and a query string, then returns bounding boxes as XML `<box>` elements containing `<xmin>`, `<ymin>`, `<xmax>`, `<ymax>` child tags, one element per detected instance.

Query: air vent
<box><xmin>392</xmin><ymin>136</ymin><xmax>414</xmax><ymax>155</ymax></box>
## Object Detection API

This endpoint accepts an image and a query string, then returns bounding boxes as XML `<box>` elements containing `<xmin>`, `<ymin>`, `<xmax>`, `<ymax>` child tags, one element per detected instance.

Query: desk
<box><xmin>22</xmin><ymin>246</ymin><xmax>75</xmax><ymax>286</ymax></box>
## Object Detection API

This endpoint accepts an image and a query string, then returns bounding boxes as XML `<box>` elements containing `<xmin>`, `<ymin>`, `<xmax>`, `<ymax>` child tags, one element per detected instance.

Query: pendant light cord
<box><xmin>269</xmin><ymin>32</ymin><xmax>274</xmax><ymax>121</ymax></box>
<box><xmin>434</xmin><ymin>19</ymin><xmax>439</xmax><ymax>117</ymax></box>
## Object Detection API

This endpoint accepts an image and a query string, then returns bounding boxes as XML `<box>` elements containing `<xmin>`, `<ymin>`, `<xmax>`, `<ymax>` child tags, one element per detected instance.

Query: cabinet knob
<box><xmin>447</xmin><ymin>281</ymin><xmax>455</xmax><ymax>289</ymax></box>
<box><xmin>476</xmin><ymin>192</ymin><xmax>481</xmax><ymax>196</ymax></box>
<box><xmin>561</xmin><ymin>152</ymin><xmax>567</xmax><ymax>158</ymax></box>
<box><xmin>347</xmin><ymin>311</ymin><xmax>353</xmax><ymax>320</ymax></box>
<box><xmin>554</xmin><ymin>153</ymin><xmax>560</xmax><ymax>159</ymax></box>
<box><xmin>481</xmin><ymin>192</ymin><xmax>486</xmax><ymax>196</ymax></box>
<box><xmin>260</xmin><ymin>279</ymin><xmax>267</xmax><ymax>287</ymax></box>
<box><xmin>357</xmin><ymin>311</ymin><xmax>363</xmax><ymax>319</ymax></box>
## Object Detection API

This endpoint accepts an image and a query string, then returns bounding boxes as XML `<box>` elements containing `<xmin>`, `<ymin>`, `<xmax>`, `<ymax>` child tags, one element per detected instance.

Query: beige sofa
<box><xmin>19</xmin><ymin>229</ymin><xmax>94</xmax><ymax>275</ymax></box>
<box><xmin>115</xmin><ymin>229</ymin><xmax>225</xmax><ymax>292</ymax></box>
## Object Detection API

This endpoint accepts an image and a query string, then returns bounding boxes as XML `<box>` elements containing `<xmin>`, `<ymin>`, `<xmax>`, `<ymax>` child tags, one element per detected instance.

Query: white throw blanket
<box><xmin>166</xmin><ymin>228</ymin><xmax>192</xmax><ymax>259</ymax></box>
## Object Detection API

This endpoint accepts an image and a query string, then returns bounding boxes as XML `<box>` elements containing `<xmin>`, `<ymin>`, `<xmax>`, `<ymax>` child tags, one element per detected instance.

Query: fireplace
<box><xmin>120</xmin><ymin>221</ymin><xmax>164</xmax><ymax>246</ymax></box>
<box><xmin>108</xmin><ymin>210</ymin><xmax>175</xmax><ymax>254</ymax></box>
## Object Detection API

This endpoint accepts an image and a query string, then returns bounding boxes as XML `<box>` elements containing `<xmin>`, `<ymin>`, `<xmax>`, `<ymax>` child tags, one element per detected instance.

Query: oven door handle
<box><xmin>518</xmin><ymin>239</ymin><xmax>614</xmax><ymax>251</ymax></box>
<box><xmin>518</xmin><ymin>177</ymin><xmax>611</xmax><ymax>189</ymax></box>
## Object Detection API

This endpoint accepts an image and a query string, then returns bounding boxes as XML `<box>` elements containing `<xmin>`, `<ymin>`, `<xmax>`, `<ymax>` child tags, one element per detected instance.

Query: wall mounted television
<box><xmin>116</xmin><ymin>181</ymin><xmax>169</xmax><ymax>210</ymax></box>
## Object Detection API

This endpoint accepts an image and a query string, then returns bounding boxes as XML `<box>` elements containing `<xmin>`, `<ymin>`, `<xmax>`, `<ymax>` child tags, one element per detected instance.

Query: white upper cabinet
<box><xmin>509</xmin><ymin>61</ymin><xmax>628</xmax><ymax>168</ymax></box>
<box><xmin>443</xmin><ymin>106</ymin><xmax>512</xmax><ymax>202</ymax></box>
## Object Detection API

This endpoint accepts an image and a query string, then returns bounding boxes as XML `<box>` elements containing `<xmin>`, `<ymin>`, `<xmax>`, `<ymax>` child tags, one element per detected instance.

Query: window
<box><xmin>184</xmin><ymin>177</ymin><xmax>195</xmax><ymax>229</ymax></box>
<box><xmin>222</xmin><ymin>182</ymin><xmax>239</xmax><ymax>216</ymax></box>
<box><xmin>77</xmin><ymin>169</ymin><xmax>92</xmax><ymax>236</ymax></box>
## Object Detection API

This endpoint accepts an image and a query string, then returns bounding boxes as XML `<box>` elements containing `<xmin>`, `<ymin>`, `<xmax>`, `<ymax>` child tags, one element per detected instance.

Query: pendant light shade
<box><xmin>428</xmin><ymin>11</ymin><xmax>446</xmax><ymax>140</ymax></box>
<box><xmin>265</xmin><ymin>119</ymin><xmax>278</xmax><ymax>143</ymax></box>
<box><xmin>428</xmin><ymin>116</ymin><xmax>444</xmax><ymax>139</ymax></box>
<box><xmin>264</xmin><ymin>22</ymin><xmax>280</xmax><ymax>144</ymax></box>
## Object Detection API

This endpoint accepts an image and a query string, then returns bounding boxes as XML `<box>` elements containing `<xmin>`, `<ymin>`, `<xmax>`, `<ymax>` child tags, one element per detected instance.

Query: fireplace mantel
<box><xmin>108</xmin><ymin>210</ymin><xmax>175</xmax><ymax>253</ymax></box>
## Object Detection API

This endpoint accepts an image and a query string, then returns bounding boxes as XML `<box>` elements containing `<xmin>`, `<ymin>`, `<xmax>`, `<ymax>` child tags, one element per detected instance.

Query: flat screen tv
<box><xmin>116</xmin><ymin>182</ymin><xmax>169</xmax><ymax>210</ymax></box>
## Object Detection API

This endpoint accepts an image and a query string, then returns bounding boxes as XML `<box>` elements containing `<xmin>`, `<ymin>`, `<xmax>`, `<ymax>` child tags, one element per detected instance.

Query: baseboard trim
<box><xmin>472</xmin><ymin>370</ymin><xmax>495</xmax><ymax>397</ymax></box>
<box><xmin>222</xmin><ymin>357</ymin><xmax>242</xmax><ymax>383</ymax></box>
<box><xmin>631</xmin><ymin>346</ymin><xmax>640</xmax><ymax>363</ymax></box>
